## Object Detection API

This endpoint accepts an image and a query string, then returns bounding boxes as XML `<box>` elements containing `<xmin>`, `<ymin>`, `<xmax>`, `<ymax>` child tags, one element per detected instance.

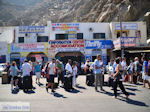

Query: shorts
<box><xmin>142</xmin><ymin>72</ymin><xmax>150</xmax><ymax>80</ymax></box>
<box><xmin>36</xmin><ymin>72</ymin><xmax>41</xmax><ymax>79</ymax></box>
<box><xmin>11</xmin><ymin>76</ymin><xmax>18</xmax><ymax>81</ymax></box>
<box><xmin>47</xmin><ymin>74</ymin><xmax>55</xmax><ymax>83</ymax></box>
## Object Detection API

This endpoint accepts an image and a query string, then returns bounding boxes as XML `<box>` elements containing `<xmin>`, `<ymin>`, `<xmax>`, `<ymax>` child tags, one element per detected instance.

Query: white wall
<box><xmin>15</xmin><ymin>26</ymin><xmax>50</xmax><ymax>43</ymax></box>
<box><xmin>49</xmin><ymin>22</ymin><xmax>111</xmax><ymax>40</ymax></box>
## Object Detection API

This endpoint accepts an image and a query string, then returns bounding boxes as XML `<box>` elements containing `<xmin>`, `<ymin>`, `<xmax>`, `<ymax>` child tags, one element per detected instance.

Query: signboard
<box><xmin>11</xmin><ymin>43</ymin><xmax>45</xmax><ymax>52</ymax></box>
<box><xmin>52</xmin><ymin>23</ymin><xmax>79</xmax><ymax>31</ymax></box>
<box><xmin>19</xmin><ymin>26</ymin><xmax>45</xmax><ymax>33</ymax></box>
<box><xmin>121</xmin><ymin>37</ymin><xmax>137</xmax><ymax>47</ymax></box>
<box><xmin>113</xmin><ymin>37</ymin><xmax>137</xmax><ymax>49</ymax></box>
<box><xmin>115</xmin><ymin>23</ymin><xmax>138</xmax><ymax>30</ymax></box>
<box><xmin>67</xmin><ymin>31</ymin><xmax>77</xmax><ymax>39</ymax></box>
<box><xmin>55</xmin><ymin>48</ymin><xmax>84</xmax><ymax>52</ymax></box>
<box><xmin>85</xmin><ymin>40</ymin><xmax>113</xmax><ymax>49</ymax></box>
<box><xmin>49</xmin><ymin>40</ymin><xmax>84</xmax><ymax>48</ymax></box>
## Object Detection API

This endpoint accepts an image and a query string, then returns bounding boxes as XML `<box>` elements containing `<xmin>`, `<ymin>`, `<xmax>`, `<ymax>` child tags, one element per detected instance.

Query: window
<box><xmin>116</xmin><ymin>31</ymin><xmax>128</xmax><ymax>38</ymax></box>
<box><xmin>77</xmin><ymin>33</ymin><xmax>83</xmax><ymax>39</ymax></box>
<box><xmin>56</xmin><ymin>34</ymin><xmax>68</xmax><ymax>40</ymax></box>
<box><xmin>18</xmin><ymin>37</ymin><xmax>24</xmax><ymax>43</ymax></box>
<box><xmin>37</xmin><ymin>36</ymin><xmax>48</xmax><ymax>42</ymax></box>
<box><xmin>93</xmin><ymin>33</ymin><xmax>105</xmax><ymax>39</ymax></box>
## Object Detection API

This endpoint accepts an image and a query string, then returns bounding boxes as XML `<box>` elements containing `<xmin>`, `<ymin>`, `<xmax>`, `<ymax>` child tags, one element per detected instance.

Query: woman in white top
<box><xmin>72</xmin><ymin>61</ymin><xmax>78</xmax><ymax>87</ymax></box>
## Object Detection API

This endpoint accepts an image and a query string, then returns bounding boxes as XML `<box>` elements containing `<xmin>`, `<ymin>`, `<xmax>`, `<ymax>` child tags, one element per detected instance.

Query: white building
<box><xmin>110</xmin><ymin>21</ymin><xmax>149</xmax><ymax>59</ymax></box>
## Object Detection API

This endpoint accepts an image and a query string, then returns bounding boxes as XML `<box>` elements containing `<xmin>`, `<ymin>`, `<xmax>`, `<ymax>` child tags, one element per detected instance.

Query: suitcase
<box><xmin>23</xmin><ymin>76</ymin><xmax>32</xmax><ymax>90</ymax></box>
<box><xmin>64</xmin><ymin>76</ymin><xmax>72</xmax><ymax>91</ymax></box>
<box><xmin>108</xmin><ymin>77</ymin><xmax>114</xmax><ymax>87</ymax></box>
<box><xmin>2</xmin><ymin>72</ymin><xmax>8</xmax><ymax>84</ymax></box>
<box><xmin>46</xmin><ymin>83</ymin><xmax>58</xmax><ymax>89</ymax></box>
<box><xmin>18</xmin><ymin>76</ymin><xmax>23</xmax><ymax>89</ymax></box>
<box><xmin>86</xmin><ymin>74</ymin><xmax>95</xmax><ymax>86</ymax></box>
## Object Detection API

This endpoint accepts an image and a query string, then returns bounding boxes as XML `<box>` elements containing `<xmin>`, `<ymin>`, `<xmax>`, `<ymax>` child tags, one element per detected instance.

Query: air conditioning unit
<box><xmin>89</xmin><ymin>27</ymin><xmax>93</xmax><ymax>32</ymax></box>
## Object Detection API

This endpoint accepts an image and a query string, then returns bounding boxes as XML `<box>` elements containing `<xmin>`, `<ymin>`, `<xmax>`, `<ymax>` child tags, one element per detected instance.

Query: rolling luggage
<box><xmin>17</xmin><ymin>76</ymin><xmax>23</xmax><ymax>89</ymax></box>
<box><xmin>64</xmin><ymin>76</ymin><xmax>72</xmax><ymax>91</ymax></box>
<box><xmin>108</xmin><ymin>77</ymin><xmax>114</xmax><ymax>87</ymax></box>
<box><xmin>46</xmin><ymin>83</ymin><xmax>58</xmax><ymax>89</ymax></box>
<box><xmin>2</xmin><ymin>72</ymin><xmax>8</xmax><ymax>84</ymax></box>
<box><xmin>23</xmin><ymin>76</ymin><xmax>32</xmax><ymax>90</ymax></box>
<box><xmin>86</xmin><ymin>74</ymin><xmax>95</xmax><ymax>86</ymax></box>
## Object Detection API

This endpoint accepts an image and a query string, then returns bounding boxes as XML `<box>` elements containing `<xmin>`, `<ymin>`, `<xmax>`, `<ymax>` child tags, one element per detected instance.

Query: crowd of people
<box><xmin>5</xmin><ymin>54</ymin><xmax>150</xmax><ymax>98</ymax></box>
<box><xmin>107</xmin><ymin>56</ymin><xmax>150</xmax><ymax>89</ymax></box>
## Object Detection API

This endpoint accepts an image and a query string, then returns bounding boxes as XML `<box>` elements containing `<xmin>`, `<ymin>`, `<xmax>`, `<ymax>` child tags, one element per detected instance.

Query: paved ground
<box><xmin>0</xmin><ymin>75</ymin><xmax>150</xmax><ymax>112</ymax></box>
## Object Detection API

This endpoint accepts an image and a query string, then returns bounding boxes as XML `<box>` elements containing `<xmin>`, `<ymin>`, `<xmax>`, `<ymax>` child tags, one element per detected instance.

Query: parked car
<box><xmin>0</xmin><ymin>63</ymin><xmax>6</xmax><ymax>77</ymax></box>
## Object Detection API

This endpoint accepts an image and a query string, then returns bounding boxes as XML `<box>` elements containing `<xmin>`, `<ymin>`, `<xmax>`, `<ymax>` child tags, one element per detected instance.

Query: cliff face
<box><xmin>0</xmin><ymin>0</ymin><xmax>150</xmax><ymax>26</ymax></box>
<box><xmin>58</xmin><ymin>0</ymin><xmax>150</xmax><ymax>22</ymax></box>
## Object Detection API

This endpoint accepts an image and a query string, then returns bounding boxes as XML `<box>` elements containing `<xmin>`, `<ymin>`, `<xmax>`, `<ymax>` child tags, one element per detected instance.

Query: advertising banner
<box><xmin>113</xmin><ymin>37</ymin><xmax>137</xmax><ymax>49</ymax></box>
<box><xmin>52</xmin><ymin>23</ymin><xmax>79</xmax><ymax>31</ymax></box>
<box><xmin>115</xmin><ymin>23</ymin><xmax>138</xmax><ymax>30</ymax></box>
<box><xmin>49</xmin><ymin>40</ymin><xmax>84</xmax><ymax>48</ymax></box>
<box><xmin>11</xmin><ymin>43</ymin><xmax>45</xmax><ymax>52</ymax></box>
<box><xmin>67</xmin><ymin>31</ymin><xmax>77</xmax><ymax>39</ymax></box>
<box><xmin>55</xmin><ymin>48</ymin><xmax>84</xmax><ymax>52</ymax></box>
<box><xmin>19</xmin><ymin>26</ymin><xmax>45</xmax><ymax>33</ymax></box>
<box><xmin>85</xmin><ymin>40</ymin><xmax>113</xmax><ymax>49</ymax></box>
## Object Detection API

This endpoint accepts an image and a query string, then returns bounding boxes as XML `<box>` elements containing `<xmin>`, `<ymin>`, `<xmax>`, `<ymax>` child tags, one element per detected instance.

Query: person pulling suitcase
<box><xmin>22</xmin><ymin>60</ymin><xmax>32</xmax><ymax>92</ymax></box>
<box><xmin>64</xmin><ymin>59</ymin><xmax>74</xmax><ymax>91</ymax></box>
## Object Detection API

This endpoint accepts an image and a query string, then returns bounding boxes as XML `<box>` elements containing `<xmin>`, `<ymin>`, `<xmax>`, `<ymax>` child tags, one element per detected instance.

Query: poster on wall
<box><xmin>67</xmin><ymin>30</ymin><xmax>77</xmax><ymax>39</ymax></box>
<box><xmin>52</xmin><ymin>23</ymin><xmax>79</xmax><ymax>31</ymax></box>
<box><xmin>19</xmin><ymin>26</ymin><xmax>45</xmax><ymax>33</ymax></box>
<box><xmin>11</xmin><ymin>43</ymin><xmax>45</xmax><ymax>52</ymax></box>
<box><xmin>113</xmin><ymin>37</ymin><xmax>137</xmax><ymax>49</ymax></box>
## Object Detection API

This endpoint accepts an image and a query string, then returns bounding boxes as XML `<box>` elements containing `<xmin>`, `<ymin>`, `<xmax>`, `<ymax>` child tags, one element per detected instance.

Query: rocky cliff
<box><xmin>0</xmin><ymin>0</ymin><xmax>150</xmax><ymax>26</ymax></box>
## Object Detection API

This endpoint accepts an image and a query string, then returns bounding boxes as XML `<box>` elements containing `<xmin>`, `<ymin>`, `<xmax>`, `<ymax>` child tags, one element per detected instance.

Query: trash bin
<box><xmin>2</xmin><ymin>72</ymin><xmax>8</xmax><ymax>84</ymax></box>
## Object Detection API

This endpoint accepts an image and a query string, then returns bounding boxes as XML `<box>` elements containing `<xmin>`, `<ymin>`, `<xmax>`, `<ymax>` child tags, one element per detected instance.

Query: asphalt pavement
<box><xmin>0</xmin><ymin>75</ymin><xmax>150</xmax><ymax>112</ymax></box>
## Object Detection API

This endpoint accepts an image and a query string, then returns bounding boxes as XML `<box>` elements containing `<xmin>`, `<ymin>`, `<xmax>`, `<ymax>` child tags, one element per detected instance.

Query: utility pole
<box><xmin>118</xmin><ymin>12</ymin><xmax>124</xmax><ymax>58</ymax></box>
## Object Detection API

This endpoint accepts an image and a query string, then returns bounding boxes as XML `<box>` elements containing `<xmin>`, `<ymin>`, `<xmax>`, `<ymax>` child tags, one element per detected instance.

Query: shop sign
<box><xmin>10</xmin><ymin>53</ymin><xmax>21</xmax><ymax>59</ymax></box>
<box><xmin>85</xmin><ymin>40</ymin><xmax>113</xmax><ymax>49</ymax></box>
<box><xmin>49</xmin><ymin>40</ymin><xmax>84</xmax><ymax>48</ymax></box>
<box><xmin>19</xmin><ymin>26</ymin><xmax>45</xmax><ymax>33</ymax></box>
<box><xmin>115</xmin><ymin>23</ymin><xmax>138</xmax><ymax>30</ymax></box>
<box><xmin>11</xmin><ymin>43</ymin><xmax>45</xmax><ymax>52</ymax></box>
<box><xmin>113</xmin><ymin>37</ymin><xmax>137</xmax><ymax>49</ymax></box>
<box><xmin>52</xmin><ymin>23</ymin><xmax>79</xmax><ymax>31</ymax></box>
<box><xmin>55</xmin><ymin>47</ymin><xmax>84</xmax><ymax>52</ymax></box>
